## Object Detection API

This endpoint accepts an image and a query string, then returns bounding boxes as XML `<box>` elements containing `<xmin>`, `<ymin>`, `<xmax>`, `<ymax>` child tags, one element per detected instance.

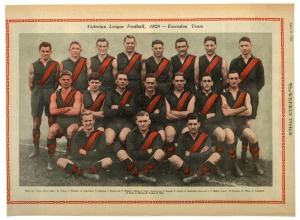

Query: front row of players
<box><xmin>34</xmin><ymin>70</ymin><xmax>264</xmax><ymax>184</ymax></box>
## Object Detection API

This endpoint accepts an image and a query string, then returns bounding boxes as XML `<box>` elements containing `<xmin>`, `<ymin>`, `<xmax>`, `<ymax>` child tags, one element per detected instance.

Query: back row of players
<box><xmin>28</xmin><ymin>35</ymin><xmax>265</xmax><ymax>184</ymax></box>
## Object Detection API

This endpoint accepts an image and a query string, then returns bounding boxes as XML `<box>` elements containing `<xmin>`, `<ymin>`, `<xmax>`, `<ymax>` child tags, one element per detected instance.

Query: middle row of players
<box><xmin>48</xmin><ymin>70</ymin><xmax>264</xmax><ymax>184</ymax></box>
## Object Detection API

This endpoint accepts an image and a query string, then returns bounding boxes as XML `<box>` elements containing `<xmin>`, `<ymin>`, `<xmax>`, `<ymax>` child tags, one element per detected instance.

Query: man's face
<box><xmin>69</xmin><ymin>43</ymin><xmax>82</xmax><ymax>59</ymax></box>
<box><xmin>173</xmin><ymin>75</ymin><xmax>186</xmax><ymax>91</ymax></box>
<box><xmin>88</xmin><ymin>79</ymin><xmax>101</xmax><ymax>92</ymax></box>
<box><xmin>115</xmin><ymin>74</ymin><xmax>128</xmax><ymax>89</ymax></box>
<box><xmin>136</xmin><ymin>115</ymin><xmax>151</xmax><ymax>132</ymax></box>
<box><xmin>82</xmin><ymin>114</ymin><xmax>95</xmax><ymax>132</ymax></box>
<box><xmin>59</xmin><ymin>75</ymin><xmax>72</xmax><ymax>88</ymax></box>
<box><xmin>152</xmin><ymin>43</ymin><xmax>164</xmax><ymax>57</ymax></box>
<box><xmin>187</xmin><ymin>119</ymin><xmax>200</xmax><ymax>135</ymax></box>
<box><xmin>204</xmin><ymin>40</ymin><xmax>217</xmax><ymax>56</ymax></box>
<box><xmin>239</xmin><ymin>41</ymin><xmax>252</xmax><ymax>56</ymax></box>
<box><xmin>124</xmin><ymin>38</ymin><xmax>136</xmax><ymax>53</ymax></box>
<box><xmin>175</xmin><ymin>41</ymin><xmax>188</xmax><ymax>56</ymax></box>
<box><xmin>39</xmin><ymin>46</ymin><xmax>52</xmax><ymax>61</ymax></box>
<box><xmin>201</xmin><ymin>75</ymin><xmax>213</xmax><ymax>92</ymax></box>
<box><xmin>144</xmin><ymin>77</ymin><xmax>157</xmax><ymax>93</ymax></box>
<box><xmin>227</xmin><ymin>72</ymin><xmax>240</xmax><ymax>88</ymax></box>
<box><xmin>96</xmin><ymin>41</ymin><xmax>108</xmax><ymax>55</ymax></box>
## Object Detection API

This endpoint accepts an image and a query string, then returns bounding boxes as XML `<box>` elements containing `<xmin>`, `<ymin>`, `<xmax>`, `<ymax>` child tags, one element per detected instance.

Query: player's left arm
<box><xmin>222</xmin><ymin>59</ymin><xmax>229</xmax><ymax>89</ymax></box>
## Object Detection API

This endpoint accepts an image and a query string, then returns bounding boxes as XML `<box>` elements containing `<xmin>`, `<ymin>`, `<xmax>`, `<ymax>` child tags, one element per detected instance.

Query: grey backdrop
<box><xmin>19</xmin><ymin>33</ymin><xmax>272</xmax><ymax>160</ymax></box>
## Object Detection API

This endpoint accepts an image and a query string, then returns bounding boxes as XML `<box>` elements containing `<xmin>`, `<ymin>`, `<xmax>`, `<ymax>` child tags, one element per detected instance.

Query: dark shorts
<box><xmin>202</xmin><ymin>123</ymin><xmax>219</xmax><ymax>137</ymax></box>
<box><xmin>56</xmin><ymin>116</ymin><xmax>81</xmax><ymax>136</ymax></box>
<box><xmin>73</xmin><ymin>159</ymin><xmax>109</xmax><ymax>170</ymax></box>
<box><xmin>106</xmin><ymin>118</ymin><xmax>134</xmax><ymax>135</ymax></box>
<box><xmin>183</xmin><ymin>147</ymin><xmax>213</xmax><ymax>171</ymax></box>
<box><xmin>166</xmin><ymin>120</ymin><xmax>186</xmax><ymax>135</ymax></box>
<box><xmin>250</xmin><ymin>94</ymin><xmax>259</xmax><ymax>119</ymax></box>
<box><xmin>31</xmin><ymin>87</ymin><xmax>55</xmax><ymax>117</ymax></box>
<box><xmin>221</xmin><ymin>117</ymin><xmax>250</xmax><ymax>137</ymax></box>
<box><xmin>150</xmin><ymin>122</ymin><xmax>165</xmax><ymax>131</ymax></box>
<box><xmin>128</xmin><ymin>80</ymin><xmax>142</xmax><ymax>95</ymax></box>
<box><xmin>94</xmin><ymin>119</ymin><xmax>106</xmax><ymax>130</ymax></box>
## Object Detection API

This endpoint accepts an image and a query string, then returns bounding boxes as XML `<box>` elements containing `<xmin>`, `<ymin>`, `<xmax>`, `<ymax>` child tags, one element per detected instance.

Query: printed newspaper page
<box><xmin>6</xmin><ymin>4</ymin><xmax>294</xmax><ymax>216</ymax></box>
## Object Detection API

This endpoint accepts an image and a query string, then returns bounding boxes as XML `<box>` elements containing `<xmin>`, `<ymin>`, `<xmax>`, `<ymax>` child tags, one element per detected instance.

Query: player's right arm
<box><xmin>49</xmin><ymin>92</ymin><xmax>72</xmax><ymax>116</ymax></box>
<box><xmin>28</xmin><ymin>64</ymin><xmax>34</xmax><ymax>92</ymax></box>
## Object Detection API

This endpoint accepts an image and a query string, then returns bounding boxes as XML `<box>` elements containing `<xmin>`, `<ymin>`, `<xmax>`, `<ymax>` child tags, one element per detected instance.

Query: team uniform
<box><xmin>221</xmin><ymin>90</ymin><xmax>250</xmax><ymax>136</ymax></box>
<box><xmin>61</xmin><ymin>57</ymin><xmax>88</xmax><ymax>92</ymax></box>
<box><xmin>31</xmin><ymin>59</ymin><xmax>58</xmax><ymax>117</ymax></box>
<box><xmin>90</xmin><ymin>54</ymin><xmax>115</xmax><ymax>94</ymax></box>
<box><xmin>126</xmin><ymin>128</ymin><xmax>164</xmax><ymax>171</ymax></box>
<box><xmin>199</xmin><ymin>54</ymin><xmax>224</xmax><ymax>94</ymax></box>
<box><xmin>70</xmin><ymin>130</ymin><xmax>109</xmax><ymax>170</ymax></box>
<box><xmin>176</xmin><ymin>130</ymin><xmax>213</xmax><ymax>171</ymax></box>
<box><xmin>47</xmin><ymin>88</ymin><xmax>81</xmax><ymax>157</ymax></box>
<box><xmin>171</xmin><ymin>54</ymin><xmax>197</xmax><ymax>93</ymax></box>
<box><xmin>145</xmin><ymin>56</ymin><xmax>171</xmax><ymax>95</ymax></box>
<box><xmin>195</xmin><ymin>91</ymin><xmax>223</xmax><ymax>135</ymax></box>
<box><xmin>82</xmin><ymin>90</ymin><xmax>106</xmax><ymax>129</ymax></box>
<box><xmin>104</xmin><ymin>89</ymin><xmax>135</xmax><ymax>136</ymax></box>
<box><xmin>229</xmin><ymin>55</ymin><xmax>265</xmax><ymax>119</ymax></box>
<box><xmin>135</xmin><ymin>93</ymin><xmax>166</xmax><ymax>131</ymax></box>
<box><xmin>165</xmin><ymin>90</ymin><xmax>194</xmax><ymax>134</ymax></box>
<box><xmin>117</xmin><ymin>52</ymin><xmax>143</xmax><ymax>94</ymax></box>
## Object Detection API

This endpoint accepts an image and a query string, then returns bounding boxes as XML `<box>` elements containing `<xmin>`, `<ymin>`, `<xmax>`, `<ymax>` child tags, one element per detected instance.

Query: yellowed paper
<box><xmin>5</xmin><ymin>4</ymin><xmax>294</xmax><ymax>216</ymax></box>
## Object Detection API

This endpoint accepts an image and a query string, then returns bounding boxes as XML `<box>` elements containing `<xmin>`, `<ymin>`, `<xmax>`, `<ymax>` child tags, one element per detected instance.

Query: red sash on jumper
<box><xmin>205</xmin><ymin>56</ymin><xmax>221</xmax><ymax>75</ymax></box>
<box><xmin>124</xmin><ymin>54</ymin><xmax>141</xmax><ymax>74</ymax></box>
<box><xmin>175</xmin><ymin>91</ymin><xmax>191</xmax><ymax>111</ymax></box>
<box><xmin>88</xmin><ymin>93</ymin><xmax>106</xmax><ymax>111</ymax></box>
<box><xmin>83</xmin><ymin>130</ymin><xmax>103</xmax><ymax>151</ymax></box>
<box><xmin>190</xmin><ymin>133</ymin><xmax>209</xmax><ymax>153</ymax></box>
<box><xmin>37</xmin><ymin>61</ymin><xmax>58</xmax><ymax>86</ymax></box>
<box><xmin>240</xmin><ymin>58</ymin><xmax>261</xmax><ymax>82</ymax></box>
<box><xmin>200</xmin><ymin>94</ymin><xmax>219</xmax><ymax>115</ymax></box>
<box><xmin>141</xmin><ymin>131</ymin><xmax>159</xmax><ymax>151</ymax></box>
<box><xmin>119</xmin><ymin>90</ymin><xmax>133</xmax><ymax>106</ymax></box>
<box><xmin>154</xmin><ymin>58</ymin><xmax>170</xmax><ymax>78</ymax></box>
<box><xmin>72</xmin><ymin>57</ymin><xmax>87</xmax><ymax>85</ymax></box>
<box><xmin>179</xmin><ymin>55</ymin><xmax>195</xmax><ymax>73</ymax></box>
<box><xmin>233</xmin><ymin>92</ymin><xmax>246</xmax><ymax>109</ymax></box>
<box><xmin>62</xmin><ymin>89</ymin><xmax>77</xmax><ymax>107</ymax></box>
<box><xmin>98</xmin><ymin>57</ymin><xmax>114</xmax><ymax>75</ymax></box>
<box><xmin>146</xmin><ymin>95</ymin><xmax>163</xmax><ymax>113</ymax></box>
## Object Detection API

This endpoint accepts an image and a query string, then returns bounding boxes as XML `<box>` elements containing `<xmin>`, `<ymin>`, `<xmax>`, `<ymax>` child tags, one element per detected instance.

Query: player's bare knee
<box><xmin>101</xmin><ymin>157</ymin><xmax>113</xmax><ymax>169</ymax></box>
<box><xmin>153</xmin><ymin>149</ymin><xmax>165</xmax><ymax>160</ymax></box>
<box><xmin>117</xmin><ymin>149</ymin><xmax>129</xmax><ymax>161</ymax></box>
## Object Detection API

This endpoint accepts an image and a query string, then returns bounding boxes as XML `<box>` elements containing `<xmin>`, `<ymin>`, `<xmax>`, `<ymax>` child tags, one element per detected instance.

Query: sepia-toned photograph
<box><xmin>5</xmin><ymin>4</ymin><xmax>295</xmax><ymax>216</ymax></box>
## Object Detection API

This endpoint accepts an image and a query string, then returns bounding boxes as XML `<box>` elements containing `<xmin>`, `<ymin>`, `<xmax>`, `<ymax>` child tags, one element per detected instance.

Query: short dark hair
<box><xmin>204</xmin><ymin>36</ymin><xmax>217</xmax><ymax>44</ymax></box>
<box><xmin>69</xmin><ymin>41</ymin><xmax>81</xmax><ymax>48</ymax></box>
<box><xmin>227</xmin><ymin>70</ymin><xmax>240</xmax><ymax>77</ymax></box>
<box><xmin>59</xmin><ymin>70</ymin><xmax>72</xmax><ymax>79</ymax></box>
<box><xmin>39</xmin><ymin>42</ymin><xmax>52</xmax><ymax>50</ymax></box>
<box><xmin>186</xmin><ymin>113</ymin><xmax>200</xmax><ymax>123</ymax></box>
<box><xmin>175</xmin><ymin>38</ymin><xmax>188</xmax><ymax>47</ymax></box>
<box><xmin>115</xmin><ymin>71</ymin><xmax>128</xmax><ymax>79</ymax></box>
<box><xmin>172</xmin><ymin>72</ymin><xmax>185</xmax><ymax>80</ymax></box>
<box><xmin>144</xmin><ymin>73</ymin><xmax>157</xmax><ymax>81</ymax></box>
<box><xmin>124</xmin><ymin>35</ymin><xmax>136</xmax><ymax>42</ymax></box>
<box><xmin>136</xmin><ymin>111</ymin><xmax>150</xmax><ymax>120</ymax></box>
<box><xmin>200</xmin><ymin>74</ymin><xmax>213</xmax><ymax>81</ymax></box>
<box><xmin>152</xmin><ymin>39</ymin><xmax>164</xmax><ymax>47</ymax></box>
<box><xmin>88</xmin><ymin>72</ymin><xmax>102</xmax><ymax>81</ymax></box>
<box><xmin>239</xmin><ymin>37</ymin><xmax>251</xmax><ymax>43</ymax></box>
<box><xmin>96</xmin><ymin>38</ymin><xmax>109</xmax><ymax>46</ymax></box>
